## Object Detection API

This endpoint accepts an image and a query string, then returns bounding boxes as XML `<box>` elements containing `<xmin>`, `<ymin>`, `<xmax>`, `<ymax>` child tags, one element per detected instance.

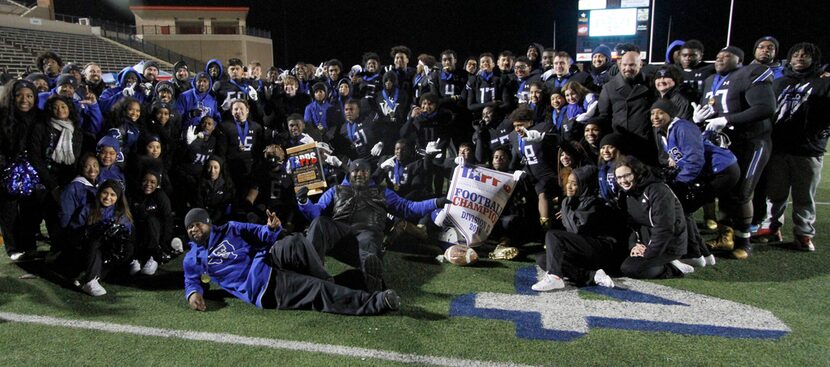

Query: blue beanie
<box><xmin>592</xmin><ymin>45</ymin><xmax>612</xmax><ymax>61</ymax></box>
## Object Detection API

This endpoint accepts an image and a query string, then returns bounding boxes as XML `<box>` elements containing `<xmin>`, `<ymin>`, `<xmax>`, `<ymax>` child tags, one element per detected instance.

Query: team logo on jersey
<box><xmin>208</xmin><ymin>240</ymin><xmax>238</xmax><ymax>264</ymax></box>
<box><xmin>449</xmin><ymin>267</ymin><xmax>790</xmax><ymax>341</ymax></box>
<box><xmin>669</xmin><ymin>146</ymin><xmax>684</xmax><ymax>162</ymax></box>
<box><xmin>776</xmin><ymin>82</ymin><xmax>813</xmax><ymax>123</ymax></box>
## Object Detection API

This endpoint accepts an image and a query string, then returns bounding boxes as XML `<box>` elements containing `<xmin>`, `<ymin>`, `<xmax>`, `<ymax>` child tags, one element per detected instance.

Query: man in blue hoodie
<box><xmin>175</xmin><ymin>72</ymin><xmax>221</xmax><ymax>128</ymax></box>
<box><xmin>183</xmin><ymin>208</ymin><xmax>399</xmax><ymax>314</ymax></box>
<box><xmin>36</xmin><ymin>73</ymin><xmax>103</xmax><ymax>137</ymax></box>
<box><xmin>99</xmin><ymin>66</ymin><xmax>146</xmax><ymax>113</ymax></box>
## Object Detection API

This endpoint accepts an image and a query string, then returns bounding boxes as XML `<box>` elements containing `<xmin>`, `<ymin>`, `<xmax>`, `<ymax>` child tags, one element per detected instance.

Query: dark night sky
<box><xmin>55</xmin><ymin>0</ymin><xmax>830</xmax><ymax>68</ymax></box>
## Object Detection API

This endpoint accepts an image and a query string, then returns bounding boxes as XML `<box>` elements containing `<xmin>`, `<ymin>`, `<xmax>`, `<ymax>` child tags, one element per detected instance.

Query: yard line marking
<box><xmin>0</xmin><ymin>312</ymin><xmax>537</xmax><ymax>367</ymax></box>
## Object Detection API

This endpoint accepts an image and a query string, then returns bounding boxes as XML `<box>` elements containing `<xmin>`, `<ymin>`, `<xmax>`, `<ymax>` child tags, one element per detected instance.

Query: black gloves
<box><xmin>436</xmin><ymin>197</ymin><xmax>451</xmax><ymax>207</ymax></box>
<box><xmin>296</xmin><ymin>186</ymin><xmax>309</xmax><ymax>204</ymax></box>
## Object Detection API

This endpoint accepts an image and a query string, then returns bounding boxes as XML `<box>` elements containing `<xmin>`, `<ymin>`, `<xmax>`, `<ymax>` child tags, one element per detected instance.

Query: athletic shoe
<box><xmin>141</xmin><ymin>257</ymin><xmax>158</xmax><ymax>275</ymax></box>
<box><xmin>363</xmin><ymin>255</ymin><xmax>385</xmax><ymax>293</ymax></box>
<box><xmin>794</xmin><ymin>236</ymin><xmax>816</xmax><ymax>252</ymax></box>
<box><xmin>748</xmin><ymin>224</ymin><xmax>760</xmax><ymax>233</ymax></box>
<box><xmin>731</xmin><ymin>243</ymin><xmax>753</xmax><ymax>260</ymax></box>
<box><xmin>82</xmin><ymin>277</ymin><xmax>107</xmax><ymax>296</ymax></box>
<box><xmin>704</xmin><ymin>254</ymin><xmax>717</xmax><ymax>266</ymax></box>
<box><xmin>679</xmin><ymin>256</ymin><xmax>706</xmax><ymax>268</ymax></box>
<box><xmin>128</xmin><ymin>259</ymin><xmax>141</xmax><ymax>275</ymax></box>
<box><xmin>531</xmin><ymin>273</ymin><xmax>565</xmax><ymax>292</ymax></box>
<box><xmin>593</xmin><ymin>269</ymin><xmax>615</xmax><ymax>288</ymax></box>
<box><xmin>752</xmin><ymin>227</ymin><xmax>783</xmax><ymax>243</ymax></box>
<box><xmin>383</xmin><ymin>289</ymin><xmax>400</xmax><ymax>311</ymax></box>
<box><xmin>670</xmin><ymin>260</ymin><xmax>695</xmax><ymax>274</ymax></box>
<box><xmin>9</xmin><ymin>251</ymin><xmax>26</xmax><ymax>262</ymax></box>
<box><xmin>706</xmin><ymin>226</ymin><xmax>734</xmax><ymax>251</ymax></box>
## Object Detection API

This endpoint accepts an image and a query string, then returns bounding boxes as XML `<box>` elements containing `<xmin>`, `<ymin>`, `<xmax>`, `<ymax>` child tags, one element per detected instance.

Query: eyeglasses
<box><xmin>615</xmin><ymin>172</ymin><xmax>634</xmax><ymax>181</ymax></box>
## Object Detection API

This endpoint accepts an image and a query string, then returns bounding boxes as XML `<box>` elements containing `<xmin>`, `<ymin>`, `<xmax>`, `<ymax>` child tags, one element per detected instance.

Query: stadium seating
<box><xmin>0</xmin><ymin>26</ymin><xmax>168</xmax><ymax>77</ymax></box>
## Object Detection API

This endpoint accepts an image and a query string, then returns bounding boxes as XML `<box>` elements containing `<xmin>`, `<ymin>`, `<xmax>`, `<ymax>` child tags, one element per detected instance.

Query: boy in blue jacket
<box><xmin>183</xmin><ymin>208</ymin><xmax>399</xmax><ymax>315</ymax></box>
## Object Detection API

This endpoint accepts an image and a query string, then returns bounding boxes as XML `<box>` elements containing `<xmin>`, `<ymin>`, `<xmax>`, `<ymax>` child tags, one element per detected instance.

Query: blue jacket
<box><xmin>175</xmin><ymin>71</ymin><xmax>221</xmax><ymax>128</ymax></box>
<box><xmin>598</xmin><ymin>160</ymin><xmax>618</xmax><ymax>202</ymax></box>
<box><xmin>78</xmin><ymin>205</ymin><xmax>133</xmax><ymax>233</ymax></box>
<box><xmin>59</xmin><ymin>176</ymin><xmax>97</xmax><ymax>229</ymax></box>
<box><xmin>98</xmin><ymin>164</ymin><xmax>124</xmax><ymax>183</ymax></box>
<box><xmin>99</xmin><ymin>67</ymin><xmax>146</xmax><ymax>113</ymax></box>
<box><xmin>37</xmin><ymin>90</ymin><xmax>103</xmax><ymax>136</ymax></box>
<box><xmin>298</xmin><ymin>179</ymin><xmax>438</xmax><ymax>222</ymax></box>
<box><xmin>183</xmin><ymin>221</ymin><xmax>281</xmax><ymax>308</ymax></box>
<box><xmin>665</xmin><ymin>118</ymin><xmax>737</xmax><ymax>183</ymax></box>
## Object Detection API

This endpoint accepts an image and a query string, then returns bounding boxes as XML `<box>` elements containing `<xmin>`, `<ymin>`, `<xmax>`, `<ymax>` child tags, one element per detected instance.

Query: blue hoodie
<box><xmin>37</xmin><ymin>88</ymin><xmax>104</xmax><ymax>136</ymax></box>
<box><xmin>175</xmin><ymin>71</ymin><xmax>221</xmax><ymax>128</ymax></box>
<box><xmin>96</xmin><ymin>135</ymin><xmax>125</xmax><ymax>183</ymax></box>
<box><xmin>183</xmin><ymin>221</ymin><xmax>281</xmax><ymax>308</ymax></box>
<box><xmin>665</xmin><ymin>40</ymin><xmax>685</xmax><ymax>65</ymax></box>
<box><xmin>204</xmin><ymin>59</ymin><xmax>225</xmax><ymax>84</ymax></box>
<box><xmin>59</xmin><ymin>176</ymin><xmax>98</xmax><ymax>229</ymax></box>
<box><xmin>99</xmin><ymin>67</ymin><xmax>146</xmax><ymax>113</ymax></box>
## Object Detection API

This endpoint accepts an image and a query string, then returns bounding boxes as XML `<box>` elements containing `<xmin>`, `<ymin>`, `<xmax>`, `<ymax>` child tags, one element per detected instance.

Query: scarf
<box><xmin>49</xmin><ymin>118</ymin><xmax>76</xmax><ymax>165</ymax></box>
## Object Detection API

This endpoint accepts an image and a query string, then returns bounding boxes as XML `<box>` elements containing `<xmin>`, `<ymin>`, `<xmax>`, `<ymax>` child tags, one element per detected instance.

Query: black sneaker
<box><xmin>383</xmin><ymin>289</ymin><xmax>400</xmax><ymax>311</ymax></box>
<box><xmin>363</xmin><ymin>254</ymin><xmax>385</xmax><ymax>293</ymax></box>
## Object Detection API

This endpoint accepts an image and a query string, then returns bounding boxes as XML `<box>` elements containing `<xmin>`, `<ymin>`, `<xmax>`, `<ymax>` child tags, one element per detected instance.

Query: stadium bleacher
<box><xmin>0</xmin><ymin>25</ymin><xmax>169</xmax><ymax>77</ymax></box>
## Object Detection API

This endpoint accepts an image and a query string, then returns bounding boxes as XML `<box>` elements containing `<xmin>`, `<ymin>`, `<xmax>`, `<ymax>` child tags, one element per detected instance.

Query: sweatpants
<box><xmin>763</xmin><ymin>153</ymin><xmax>822</xmax><ymax>237</ymax></box>
<box><xmin>620</xmin><ymin>252</ymin><xmax>684</xmax><ymax>279</ymax></box>
<box><xmin>538</xmin><ymin>230</ymin><xmax>622</xmax><ymax>285</ymax></box>
<box><xmin>261</xmin><ymin>233</ymin><xmax>388</xmax><ymax>315</ymax></box>
<box><xmin>0</xmin><ymin>194</ymin><xmax>40</xmax><ymax>255</ymax></box>
<box><xmin>306</xmin><ymin>216</ymin><xmax>383</xmax><ymax>271</ymax></box>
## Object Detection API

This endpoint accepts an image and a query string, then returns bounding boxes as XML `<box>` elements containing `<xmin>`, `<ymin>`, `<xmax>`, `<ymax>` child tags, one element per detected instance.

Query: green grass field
<box><xmin>2</xmin><ymin>159</ymin><xmax>830</xmax><ymax>366</ymax></box>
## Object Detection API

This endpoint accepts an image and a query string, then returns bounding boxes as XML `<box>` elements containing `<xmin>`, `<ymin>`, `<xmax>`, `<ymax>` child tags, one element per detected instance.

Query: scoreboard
<box><xmin>575</xmin><ymin>0</ymin><xmax>652</xmax><ymax>62</ymax></box>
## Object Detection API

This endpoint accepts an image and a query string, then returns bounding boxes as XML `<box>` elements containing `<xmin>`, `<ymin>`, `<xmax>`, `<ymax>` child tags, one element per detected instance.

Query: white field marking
<box><xmin>0</xmin><ymin>312</ymin><xmax>537</xmax><ymax>367</ymax></box>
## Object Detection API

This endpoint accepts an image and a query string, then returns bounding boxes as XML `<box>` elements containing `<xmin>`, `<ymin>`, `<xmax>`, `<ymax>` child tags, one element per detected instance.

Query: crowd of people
<box><xmin>0</xmin><ymin>36</ymin><xmax>827</xmax><ymax>315</ymax></box>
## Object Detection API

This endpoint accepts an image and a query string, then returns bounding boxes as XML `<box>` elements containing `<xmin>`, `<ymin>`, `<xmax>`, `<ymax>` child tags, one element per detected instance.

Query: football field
<box><xmin>2</xmin><ymin>158</ymin><xmax>830</xmax><ymax>366</ymax></box>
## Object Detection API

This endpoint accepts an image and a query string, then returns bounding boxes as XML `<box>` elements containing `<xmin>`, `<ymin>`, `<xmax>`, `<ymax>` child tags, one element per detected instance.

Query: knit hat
<box><xmin>173</xmin><ymin>60</ymin><xmax>188</xmax><ymax>72</ymax></box>
<box><xmin>12</xmin><ymin>79</ymin><xmax>36</xmax><ymax>95</ymax></box>
<box><xmin>55</xmin><ymin>74</ymin><xmax>78</xmax><ymax>88</ymax></box>
<box><xmin>143</xmin><ymin>60</ymin><xmax>160</xmax><ymax>72</ymax></box>
<box><xmin>651</xmin><ymin>99</ymin><xmax>676</xmax><ymax>117</ymax></box>
<box><xmin>25</xmin><ymin>72</ymin><xmax>48</xmax><ymax>84</ymax></box>
<box><xmin>61</xmin><ymin>63</ymin><xmax>82</xmax><ymax>74</ymax></box>
<box><xmin>96</xmin><ymin>135</ymin><xmax>121</xmax><ymax>153</ymax></box>
<box><xmin>348</xmin><ymin>159</ymin><xmax>371</xmax><ymax>172</ymax></box>
<box><xmin>99</xmin><ymin>179</ymin><xmax>124</xmax><ymax>198</ymax></box>
<box><xmin>154</xmin><ymin>81</ymin><xmax>175</xmax><ymax>95</ymax></box>
<box><xmin>151</xmin><ymin>101</ymin><xmax>171</xmax><ymax>114</ymax></box>
<box><xmin>754</xmin><ymin>36</ymin><xmax>779</xmax><ymax>53</ymax></box>
<box><xmin>591</xmin><ymin>45</ymin><xmax>612</xmax><ymax>61</ymax></box>
<box><xmin>599</xmin><ymin>133</ymin><xmax>625</xmax><ymax>149</ymax></box>
<box><xmin>383</xmin><ymin>70</ymin><xmax>398</xmax><ymax>85</ymax></box>
<box><xmin>311</xmin><ymin>81</ymin><xmax>327</xmax><ymax>93</ymax></box>
<box><xmin>720</xmin><ymin>46</ymin><xmax>745</xmax><ymax>62</ymax></box>
<box><xmin>184</xmin><ymin>208</ymin><xmax>211</xmax><ymax>228</ymax></box>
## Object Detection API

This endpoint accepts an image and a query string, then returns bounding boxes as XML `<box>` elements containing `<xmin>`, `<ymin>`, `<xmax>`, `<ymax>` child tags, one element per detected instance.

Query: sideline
<box><xmin>0</xmin><ymin>312</ymin><xmax>537</xmax><ymax>367</ymax></box>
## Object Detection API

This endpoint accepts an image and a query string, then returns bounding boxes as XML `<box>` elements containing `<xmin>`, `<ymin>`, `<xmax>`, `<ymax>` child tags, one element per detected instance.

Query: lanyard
<box><xmin>393</xmin><ymin>159</ymin><xmax>402</xmax><ymax>184</ymax></box>
<box><xmin>441</xmin><ymin>71</ymin><xmax>453</xmax><ymax>81</ymax></box>
<box><xmin>236</xmin><ymin>120</ymin><xmax>249</xmax><ymax>146</ymax></box>
<box><xmin>346</xmin><ymin>121</ymin><xmax>358</xmax><ymax>143</ymax></box>
<box><xmin>711</xmin><ymin>73</ymin><xmax>731</xmax><ymax>95</ymax></box>
<box><xmin>382</xmin><ymin>88</ymin><xmax>399</xmax><ymax>110</ymax></box>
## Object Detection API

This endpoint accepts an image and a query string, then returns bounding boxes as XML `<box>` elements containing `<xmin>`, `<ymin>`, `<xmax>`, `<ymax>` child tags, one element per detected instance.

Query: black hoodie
<box><xmin>772</xmin><ymin>66</ymin><xmax>830</xmax><ymax>157</ymax></box>
<box><xmin>620</xmin><ymin>167</ymin><xmax>687</xmax><ymax>258</ymax></box>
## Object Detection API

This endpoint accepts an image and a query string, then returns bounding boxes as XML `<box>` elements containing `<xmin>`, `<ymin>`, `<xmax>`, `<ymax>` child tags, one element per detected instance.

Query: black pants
<box><xmin>0</xmin><ymin>194</ymin><xmax>40</xmax><ymax>255</ymax></box>
<box><xmin>134</xmin><ymin>216</ymin><xmax>163</xmax><ymax>261</ymax></box>
<box><xmin>538</xmin><ymin>230</ymin><xmax>622</xmax><ymax>285</ymax></box>
<box><xmin>721</xmin><ymin>138</ymin><xmax>771</xmax><ymax>230</ymax></box>
<box><xmin>76</xmin><ymin>233</ymin><xmax>134</xmax><ymax>283</ymax></box>
<box><xmin>262</xmin><ymin>233</ymin><xmax>388</xmax><ymax>315</ymax></box>
<box><xmin>620</xmin><ymin>252</ymin><xmax>683</xmax><ymax>279</ymax></box>
<box><xmin>306</xmin><ymin>216</ymin><xmax>383</xmax><ymax>272</ymax></box>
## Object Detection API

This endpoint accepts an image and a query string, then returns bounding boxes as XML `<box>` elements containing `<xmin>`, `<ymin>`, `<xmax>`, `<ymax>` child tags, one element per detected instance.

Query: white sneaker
<box><xmin>670</xmin><ymin>259</ymin><xmax>695</xmax><ymax>274</ymax></box>
<box><xmin>593</xmin><ymin>269</ymin><xmax>615</xmax><ymax>288</ymax></box>
<box><xmin>82</xmin><ymin>277</ymin><xmax>107</xmax><ymax>296</ymax></box>
<box><xmin>170</xmin><ymin>238</ymin><xmax>184</xmax><ymax>254</ymax></box>
<box><xmin>704</xmin><ymin>254</ymin><xmax>717</xmax><ymax>266</ymax></box>
<box><xmin>679</xmin><ymin>256</ymin><xmax>706</xmax><ymax>268</ymax></box>
<box><xmin>531</xmin><ymin>273</ymin><xmax>565</xmax><ymax>292</ymax></box>
<box><xmin>128</xmin><ymin>259</ymin><xmax>141</xmax><ymax>275</ymax></box>
<box><xmin>141</xmin><ymin>257</ymin><xmax>158</xmax><ymax>275</ymax></box>
<box><xmin>9</xmin><ymin>252</ymin><xmax>25</xmax><ymax>261</ymax></box>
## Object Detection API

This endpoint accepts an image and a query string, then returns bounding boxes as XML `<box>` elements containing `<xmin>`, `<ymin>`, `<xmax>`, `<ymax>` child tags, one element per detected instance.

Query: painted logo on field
<box><xmin>449</xmin><ymin>267</ymin><xmax>790</xmax><ymax>341</ymax></box>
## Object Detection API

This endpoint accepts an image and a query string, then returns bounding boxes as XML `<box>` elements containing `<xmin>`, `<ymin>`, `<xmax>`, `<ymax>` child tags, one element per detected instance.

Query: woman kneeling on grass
<box><xmin>614</xmin><ymin>155</ymin><xmax>695</xmax><ymax>279</ymax></box>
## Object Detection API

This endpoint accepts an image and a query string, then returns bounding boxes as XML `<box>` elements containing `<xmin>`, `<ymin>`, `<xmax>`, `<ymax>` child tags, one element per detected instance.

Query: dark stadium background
<box><xmin>56</xmin><ymin>0</ymin><xmax>830</xmax><ymax>69</ymax></box>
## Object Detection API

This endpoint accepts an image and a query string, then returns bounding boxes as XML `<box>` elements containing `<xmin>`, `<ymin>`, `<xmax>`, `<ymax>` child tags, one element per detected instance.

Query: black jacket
<box><xmin>621</xmin><ymin>170</ymin><xmax>687</xmax><ymax>259</ymax></box>
<box><xmin>772</xmin><ymin>67</ymin><xmax>830</xmax><ymax>157</ymax></box>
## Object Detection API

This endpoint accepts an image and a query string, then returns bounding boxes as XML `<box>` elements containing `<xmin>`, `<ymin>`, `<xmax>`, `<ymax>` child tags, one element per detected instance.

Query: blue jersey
<box><xmin>183</xmin><ymin>221</ymin><xmax>282</xmax><ymax>308</ymax></box>
<box><xmin>665</xmin><ymin>118</ymin><xmax>737</xmax><ymax>183</ymax></box>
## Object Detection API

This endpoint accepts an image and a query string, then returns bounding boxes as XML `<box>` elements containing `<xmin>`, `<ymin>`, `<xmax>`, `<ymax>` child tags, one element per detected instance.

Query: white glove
<box><xmin>185</xmin><ymin>125</ymin><xmax>198</xmax><ymax>145</ymax></box>
<box><xmin>705</xmin><ymin>117</ymin><xmax>728</xmax><ymax>132</ymax></box>
<box><xmin>122</xmin><ymin>83</ymin><xmax>135</xmax><ymax>97</ymax></box>
<box><xmin>325</xmin><ymin>155</ymin><xmax>342</xmax><ymax>167</ymax></box>
<box><xmin>170</xmin><ymin>237</ymin><xmax>184</xmax><ymax>254</ymax></box>
<box><xmin>522</xmin><ymin>128</ymin><xmax>543</xmax><ymax>143</ymax></box>
<box><xmin>142</xmin><ymin>82</ymin><xmax>153</xmax><ymax>96</ymax></box>
<box><xmin>453</xmin><ymin>156</ymin><xmax>466</xmax><ymax>166</ymax></box>
<box><xmin>314</xmin><ymin>62</ymin><xmax>325</xmax><ymax>78</ymax></box>
<box><xmin>299</xmin><ymin>134</ymin><xmax>315</xmax><ymax>144</ymax></box>
<box><xmin>513</xmin><ymin>170</ymin><xmax>525</xmax><ymax>182</ymax></box>
<box><xmin>220</xmin><ymin>93</ymin><xmax>234</xmax><ymax>111</ymax></box>
<box><xmin>248</xmin><ymin>87</ymin><xmax>258</xmax><ymax>101</ymax></box>
<box><xmin>425</xmin><ymin>139</ymin><xmax>442</xmax><ymax>155</ymax></box>
<box><xmin>576</xmin><ymin>100</ymin><xmax>598</xmax><ymax>122</ymax></box>
<box><xmin>316</xmin><ymin>142</ymin><xmax>333</xmax><ymax>154</ymax></box>
<box><xmin>370</xmin><ymin>142</ymin><xmax>384</xmax><ymax>156</ymax></box>
<box><xmin>380</xmin><ymin>156</ymin><xmax>395</xmax><ymax>169</ymax></box>
<box><xmin>692</xmin><ymin>102</ymin><xmax>715</xmax><ymax>123</ymax></box>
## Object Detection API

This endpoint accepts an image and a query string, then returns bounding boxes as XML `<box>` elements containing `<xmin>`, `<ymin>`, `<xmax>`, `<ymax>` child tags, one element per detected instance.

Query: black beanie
<box><xmin>599</xmin><ymin>133</ymin><xmax>625</xmax><ymax>149</ymax></box>
<box><xmin>651</xmin><ymin>99</ymin><xmax>676</xmax><ymax>117</ymax></box>
<box><xmin>720</xmin><ymin>46</ymin><xmax>745</xmax><ymax>62</ymax></box>
<box><xmin>173</xmin><ymin>60</ymin><xmax>188</xmax><ymax>72</ymax></box>
<box><xmin>754</xmin><ymin>36</ymin><xmax>779</xmax><ymax>53</ymax></box>
<box><xmin>185</xmin><ymin>208</ymin><xmax>211</xmax><ymax>228</ymax></box>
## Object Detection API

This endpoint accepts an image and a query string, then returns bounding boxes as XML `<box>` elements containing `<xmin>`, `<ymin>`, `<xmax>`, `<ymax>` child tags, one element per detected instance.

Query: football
<box><xmin>444</xmin><ymin>244</ymin><xmax>479</xmax><ymax>266</ymax></box>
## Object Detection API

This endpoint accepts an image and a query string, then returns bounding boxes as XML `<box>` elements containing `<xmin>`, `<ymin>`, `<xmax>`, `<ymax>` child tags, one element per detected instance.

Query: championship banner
<box><xmin>444</xmin><ymin>165</ymin><xmax>518</xmax><ymax>246</ymax></box>
<box><xmin>286</xmin><ymin>142</ymin><xmax>327</xmax><ymax>195</ymax></box>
